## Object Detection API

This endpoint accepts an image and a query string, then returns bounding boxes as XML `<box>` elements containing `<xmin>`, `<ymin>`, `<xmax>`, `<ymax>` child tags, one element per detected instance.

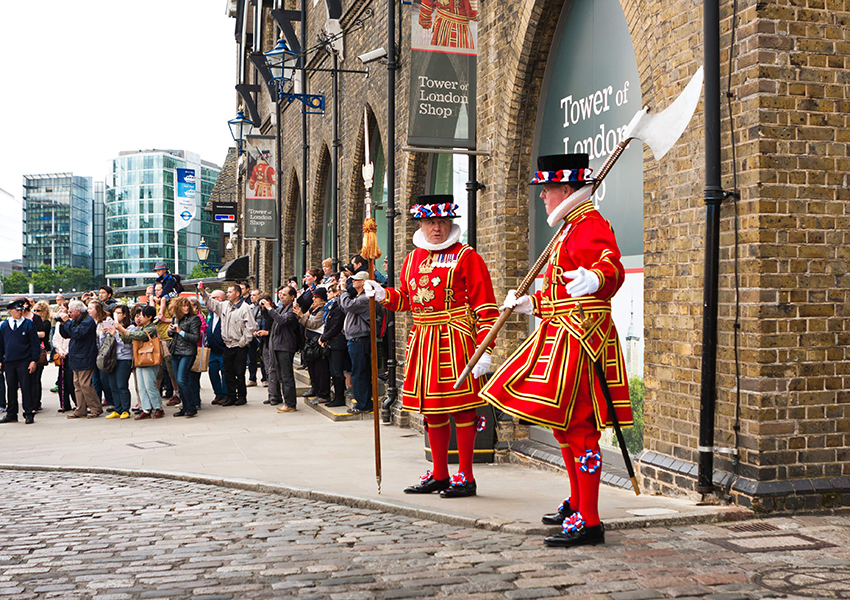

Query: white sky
<box><xmin>0</xmin><ymin>0</ymin><xmax>237</xmax><ymax>261</ymax></box>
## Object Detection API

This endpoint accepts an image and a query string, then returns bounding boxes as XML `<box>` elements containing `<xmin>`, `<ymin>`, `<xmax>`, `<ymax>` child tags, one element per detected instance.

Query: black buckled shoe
<box><xmin>542</xmin><ymin>499</ymin><xmax>576</xmax><ymax>525</ymax></box>
<box><xmin>544</xmin><ymin>523</ymin><xmax>605</xmax><ymax>548</ymax></box>
<box><xmin>439</xmin><ymin>473</ymin><xmax>477</xmax><ymax>498</ymax></box>
<box><xmin>404</xmin><ymin>472</ymin><xmax>451</xmax><ymax>494</ymax></box>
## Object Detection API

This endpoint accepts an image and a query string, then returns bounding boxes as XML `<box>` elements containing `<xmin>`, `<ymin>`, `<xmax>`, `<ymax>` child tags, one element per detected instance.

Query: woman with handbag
<box><xmin>168</xmin><ymin>297</ymin><xmax>202</xmax><ymax>418</ymax></box>
<box><xmin>51</xmin><ymin>307</ymin><xmax>76</xmax><ymax>412</ymax></box>
<box><xmin>114</xmin><ymin>305</ymin><xmax>163</xmax><ymax>420</ymax></box>
<box><xmin>88</xmin><ymin>301</ymin><xmax>115</xmax><ymax>410</ymax></box>
<box><xmin>294</xmin><ymin>286</ymin><xmax>331</xmax><ymax>404</ymax></box>
<box><xmin>30</xmin><ymin>301</ymin><xmax>53</xmax><ymax>412</ymax></box>
<box><xmin>189</xmin><ymin>297</ymin><xmax>208</xmax><ymax>410</ymax></box>
<box><xmin>102</xmin><ymin>305</ymin><xmax>134</xmax><ymax>419</ymax></box>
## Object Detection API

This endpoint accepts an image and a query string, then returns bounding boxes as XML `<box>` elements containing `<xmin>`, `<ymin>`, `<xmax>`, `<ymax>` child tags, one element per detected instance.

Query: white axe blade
<box><xmin>622</xmin><ymin>66</ymin><xmax>704</xmax><ymax>161</ymax></box>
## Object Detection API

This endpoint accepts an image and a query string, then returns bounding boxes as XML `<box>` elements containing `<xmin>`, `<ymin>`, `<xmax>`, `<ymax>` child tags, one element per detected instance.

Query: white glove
<box><xmin>363</xmin><ymin>280</ymin><xmax>386</xmax><ymax>302</ymax></box>
<box><xmin>471</xmin><ymin>352</ymin><xmax>491</xmax><ymax>379</ymax></box>
<box><xmin>501</xmin><ymin>290</ymin><xmax>533</xmax><ymax>314</ymax></box>
<box><xmin>564</xmin><ymin>267</ymin><xmax>600</xmax><ymax>297</ymax></box>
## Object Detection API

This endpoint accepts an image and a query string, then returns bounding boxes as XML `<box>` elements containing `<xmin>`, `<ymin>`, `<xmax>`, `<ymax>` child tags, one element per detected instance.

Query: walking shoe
<box><xmin>152</xmin><ymin>409</ymin><xmax>165</xmax><ymax>419</ymax></box>
<box><xmin>87</xmin><ymin>413</ymin><xmax>102</xmax><ymax>419</ymax></box>
<box><xmin>221</xmin><ymin>399</ymin><xmax>238</xmax><ymax>406</ymax></box>
<box><xmin>184</xmin><ymin>410</ymin><xmax>197</xmax><ymax>418</ymax></box>
<box><xmin>66</xmin><ymin>414</ymin><xmax>83</xmax><ymax>419</ymax></box>
<box><xmin>301</xmin><ymin>388</ymin><xmax>315</xmax><ymax>398</ymax></box>
<box><xmin>24</xmin><ymin>415</ymin><xmax>34</xmax><ymax>425</ymax></box>
<box><xmin>325</xmin><ymin>400</ymin><xmax>346</xmax><ymax>408</ymax></box>
<box><xmin>269</xmin><ymin>400</ymin><xmax>282</xmax><ymax>405</ymax></box>
<box><xmin>439</xmin><ymin>473</ymin><xmax>477</xmax><ymax>498</ymax></box>
<box><xmin>544</xmin><ymin>523</ymin><xmax>605</xmax><ymax>548</ymax></box>
<box><xmin>262</xmin><ymin>380</ymin><xmax>268</xmax><ymax>387</ymax></box>
<box><xmin>120</xmin><ymin>412</ymin><xmax>130</xmax><ymax>419</ymax></box>
<box><xmin>263</xmin><ymin>399</ymin><xmax>271</xmax><ymax>405</ymax></box>
<box><xmin>542</xmin><ymin>499</ymin><xmax>576</xmax><ymax>526</ymax></box>
<box><xmin>348</xmin><ymin>406</ymin><xmax>372</xmax><ymax>415</ymax></box>
<box><xmin>0</xmin><ymin>415</ymin><xmax>18</xmax><ymax>424</ymax></box>
<box><xmin>246</xmin><ymin>380</ymin><xmax>257</xmax><ymax>387</ymax></box>
<box><xmin>106</xmin><ymin>412</ymin><xmax>121</xmax><ymax>419</ymax></box>
<box><xmin>134</xmin><ymin>411</ymin><xmax>151</xmax><ymax>420</ymax></box>
<box><xmin>211</xmin><ymin>397</ymin><xmax>227</xmax><ymax>405</ymax></box>
<box><xmin>166</xmin><ymin>398</ymin><xmax>181</xmax><ymax>406</ymax></box>
<box><xmin>276</xmin><ymin>406</ymin><xmax>296</xmax><ymax>413</ymax></box>
<box><xmin>173</xmin><ymin>410</ymin><xmax>188</xmax><ymax>417</ymax></box>
<box><xmin>50</xmin><ymin>386</ymin><xmax>59</xmax><ymax>393</ymax></box>
<box><xmin>404</xmin><ymin>471</ymin><xmax>450</xmax><ymax>494</ymax></box>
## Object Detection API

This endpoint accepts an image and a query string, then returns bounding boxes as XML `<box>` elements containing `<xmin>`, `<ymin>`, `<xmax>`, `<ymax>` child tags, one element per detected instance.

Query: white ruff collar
<box><xmin>413</xmin><ymin>223</ymin><xmax>462</xmax><ymax>251</ymax></box>
<box><xmin>547</xmin><ymin>185</ymin><xmax>594</xmax><ymax>227</ymax></box>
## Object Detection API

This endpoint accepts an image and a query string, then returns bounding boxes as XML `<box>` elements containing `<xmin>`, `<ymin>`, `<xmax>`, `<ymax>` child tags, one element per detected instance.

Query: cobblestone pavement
<box><xmin>1</xmin><ymin>471</ymin><xmax>849</xmax><ymax>600</ymax></box>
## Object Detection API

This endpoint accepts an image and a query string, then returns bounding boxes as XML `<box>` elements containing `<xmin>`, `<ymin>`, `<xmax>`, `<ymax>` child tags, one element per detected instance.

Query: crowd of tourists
<box><xmin>0</xmin><ymin>257</ymin><xmax>385</xmax><ymax>424</ymax></box>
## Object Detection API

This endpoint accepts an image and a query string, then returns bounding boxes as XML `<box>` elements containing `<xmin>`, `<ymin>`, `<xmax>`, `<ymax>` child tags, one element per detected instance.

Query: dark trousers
<box><xmin>5</xmin><ymin>361</ymin><xmax>35</xmax><ymax>418</ymax></box>
<box><xmin>58</xmin><ymin>359</ymin><xmax>76</xmax><ymax>411</ymax></box>
<box><xmin>207</xmin><ymin>351</ymin><xmax>227</xmax><ymax>397</ymax></box>
<box><xmin>173</xmin><ymin>354</ymin><xmax>200</xmax><ymax>412</ymax></box>
<box><xmin>30</xmin><ymin>364</ymin><xmax>44</xmax><ymax>410</ymax></box>
<box><xmin>105</xmin><ymin>359</ymin><xmax>133</xmax><ymax>414</ymax></box>
<box><xmin>247</xmin><ymin>338</ymin><xmax>267</xmax><ymax>382</ymax></box>
<box><xmin>223</xmin><ymin>345</ymin><xmax>249</xmax><ymax>403</ymax></box>
<box><xmin>0</xmin><ymin>368</ymin><xmax>5</xmax><ymax>409</ymax></box>
<box><xmin>275</xmin><ymin>350</ymin><xmax>297</xmax><ymax>408</ymax></box>
<box><xmin>347</xmin><ymin>337</ymin><xmax>372</xmax><ymax>411</ymax></box>
<box><xmin>92</xmin><ymin>368</ymin><xmax>113</xmax><ymax>405</ymax></box>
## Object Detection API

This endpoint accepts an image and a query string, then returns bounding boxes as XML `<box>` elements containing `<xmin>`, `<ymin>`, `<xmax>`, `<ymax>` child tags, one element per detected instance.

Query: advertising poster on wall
<box><xmin>407</xmin><ymin>0</ymin><xmax>478</xmax><ymax>149</ymax></box>
<box><xmin>174</xmin><ymin>168</ymin><xmax>196</xmax><ymax>232</ymax></box>
<box><xmin>244</xmin><ymin>138</ymin><xmax>277</xmax><ymax>240</ymax></box>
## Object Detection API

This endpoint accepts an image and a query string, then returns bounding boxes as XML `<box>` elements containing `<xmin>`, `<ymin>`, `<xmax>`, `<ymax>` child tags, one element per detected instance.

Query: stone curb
<box><xmin>0</xmin><ymin>463</ymin><xmax>755</xmax><ymax>535</ymax></box>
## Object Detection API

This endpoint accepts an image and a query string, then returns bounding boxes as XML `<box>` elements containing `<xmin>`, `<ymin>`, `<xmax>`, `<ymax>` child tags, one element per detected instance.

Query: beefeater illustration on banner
<box><xmin>364</xmin><ymin>195</ymin><xmax>498</xmax><ymax>499</ymax></box>
<box><xmin>479</xmin><ymin>153</ymin><xmax>633</xmax><ymax>548</ymax></box>
<box><xmin>418</xmin><ymin>0</ymin><xmax>478</xmax><ymax>50</ymax></box>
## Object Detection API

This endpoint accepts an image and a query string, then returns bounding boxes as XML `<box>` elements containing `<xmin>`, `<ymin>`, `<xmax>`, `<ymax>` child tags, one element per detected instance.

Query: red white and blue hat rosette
<box><xmin>530</xmin><ymin>153</ymin><xmax>595</xmax><ymax>185</ymax></box>
<box><xmin>410</xmin><ymin>194</ymin><xmax>460</xmax><ymax>219</ymax></box>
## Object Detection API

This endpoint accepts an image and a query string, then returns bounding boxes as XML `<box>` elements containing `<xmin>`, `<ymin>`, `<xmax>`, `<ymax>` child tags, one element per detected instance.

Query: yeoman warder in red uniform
<box><xmin>365</xmin><ymin>195</ymin><xmax>498</xmax><ymax>498</ymax></box>
<box><xmin>479</xmin><ymin>154</ymin><xmax>633</xmax><ymax>547</ymax></box>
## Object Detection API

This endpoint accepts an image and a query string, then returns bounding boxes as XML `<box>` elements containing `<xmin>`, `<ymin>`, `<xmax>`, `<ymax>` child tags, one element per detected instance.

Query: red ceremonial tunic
<box><xmin>419</xmin><ymin>0</ymin><xmax>478</xmax><ymax>50</ymax></box>
<box><xmin>382</xmin><ymin>242</ymin><xmax>498</xmax><ymax>414</ymax></box>
<box><xmin>480</xmin><ymin>199</ymin><xmax>633</xmax><ymax>431</ymax></box>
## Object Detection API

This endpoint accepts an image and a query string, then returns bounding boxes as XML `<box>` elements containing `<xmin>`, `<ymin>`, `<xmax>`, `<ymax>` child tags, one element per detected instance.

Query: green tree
<box><xmin>189</xmin><ymin>264</ymin><xmax>218</xmax><ymax>279</ymax></box>
<box><xmin>1</xmin><ymin>271</ymin><xmax>30</xmax><ymax>294</ymax></box>
<box><xmin>63</xmin><ymin>267</ymin><xmax>94</xmax><ymax>292</ymax></box>
<box><xmin>31</xmin><ymin>264</ymin><xmax>63</xmax><ymax>293</ymax></box>
<box><xmin>620</xmin><ymin>376</ymin><xmax>645</xmax><ymax>455</ymax></box>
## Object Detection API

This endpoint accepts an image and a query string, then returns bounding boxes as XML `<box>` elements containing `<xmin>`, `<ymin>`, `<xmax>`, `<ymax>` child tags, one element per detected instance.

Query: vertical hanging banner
<box><xmin>175</xmin><ymin>168</ymin><xmax>196</xmax><ymax>231</ymax></box>
<box><xmin>245</xmin><ymin>136</ymin><xmax>277</xmax><ymax>240</ymax></box>
<box><xmin>408</xmin><ymin>0</ymin><xmax>478</xmax><ymax>149</ymax></box>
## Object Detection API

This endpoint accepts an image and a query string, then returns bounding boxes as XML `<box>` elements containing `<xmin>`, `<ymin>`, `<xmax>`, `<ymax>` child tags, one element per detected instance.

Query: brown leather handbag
<box><xmin>132</xmin><ymin>330</ymin><xmax>162</xmax><ymax>367</ymax></box>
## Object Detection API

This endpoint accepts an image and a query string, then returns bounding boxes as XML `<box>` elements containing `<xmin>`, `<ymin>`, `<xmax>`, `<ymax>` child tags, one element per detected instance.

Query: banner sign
<box><xmin>532</xmin><ymin>0</ymin><xmax>643</xmax><ymax>259</ymax></box>
<box><xmin>245</xmin><ymin>140</ymin><xmax>277</xmax><ymax>240</ymax></box>
<box><xmin>407</xmin><ymin>0</ymin><xmax>478</xmax><ymax>149</ymax></box>
<box><xmin>174</xmin><ymin>168</ymin><xmax>196</xmax><ymax>232</ymax></box>
<box><xmin>213</xmin><ymin>201</ymin><xmax>237</xmax><ymax>222</ymax></box>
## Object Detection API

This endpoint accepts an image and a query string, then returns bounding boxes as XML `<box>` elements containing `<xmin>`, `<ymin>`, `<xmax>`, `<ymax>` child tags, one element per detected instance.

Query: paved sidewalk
<box><xmin>0</xmin><ymin>365</ymin><xmax>743</xmax><ymax>532</ymax></box>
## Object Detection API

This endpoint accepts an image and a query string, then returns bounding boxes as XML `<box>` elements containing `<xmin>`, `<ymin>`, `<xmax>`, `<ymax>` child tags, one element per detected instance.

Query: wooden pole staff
<box><xmin>361</xmin><ymin>108</ymin><xmax>383</xmax><ymax>493</ymax></box>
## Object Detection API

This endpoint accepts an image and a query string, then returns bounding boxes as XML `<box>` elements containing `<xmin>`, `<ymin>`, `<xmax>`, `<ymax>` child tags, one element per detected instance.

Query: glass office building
<box><xmin>105</xmin><ymin>149</ymin><xmax>221</xmax><ymax>287</ymax></box>
<box><xmin>92</xmin><ymin>181</ymin><xmax>106</xmax><ymax>284</ymax></box>
<box><xmin>22</xmin><ymin>174</ymin><xmax>93</xmax><ymax>272</ymax></box>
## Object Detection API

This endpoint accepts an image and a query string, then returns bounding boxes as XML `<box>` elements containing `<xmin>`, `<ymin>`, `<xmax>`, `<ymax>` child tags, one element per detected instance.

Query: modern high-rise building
<box><xmin>105</xmin><ymin>149</ymin><xmax>221</xmax><ymax>287</ymax></box>
<box><xmin>0</xmin><ymin>187</ymin><xmax>23</xmax><ymax>263</ymax></box>
<box><xmin>92</xmin><ymin>181</ymin><xmax>106</xmax><ymax>284</ymax></box>
<box><xmin>22</xmin><ymin>174</ymin><xmax>93</xmax><ymax>272</ymax></box>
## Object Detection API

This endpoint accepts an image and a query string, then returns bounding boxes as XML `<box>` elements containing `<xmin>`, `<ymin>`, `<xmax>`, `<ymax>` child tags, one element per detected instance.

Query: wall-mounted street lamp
<box><xmin>227</xmin><ymin>108</ymin><xmax>253</xmax><ymax>155</ymax></box>
<box><xmin>196</xmin><ymin>237</ymin><xmax>210</xmax><ymax>266</ymax></box>
<box><xmin>264</xmin><ymin>36</ymin><xmax>326</xmax><ymax>114</ymax></box>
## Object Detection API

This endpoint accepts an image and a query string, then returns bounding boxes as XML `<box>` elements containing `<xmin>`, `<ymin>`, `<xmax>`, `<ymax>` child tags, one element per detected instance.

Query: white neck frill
<box><xmin>546</xmin><ymin>185</ymin><xmax>594</xmax><ymax>227</ymax></box>
<box><xmin>413</xmin><ymin>223</ymin><xmax>462</xmax><ymax>251</ymax></box>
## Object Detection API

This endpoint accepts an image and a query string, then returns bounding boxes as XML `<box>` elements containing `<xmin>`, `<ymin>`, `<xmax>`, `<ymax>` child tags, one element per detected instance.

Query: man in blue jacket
<box><xmin>206</xmin><ymin>290</ymin><xmax>228</xmax><ymax>404</ymax></box>
<box><xmin>0</xmin><ymin>299</ymin><xmax>41</xmax><ymax>424</ymax></box>
<box><xmin>58</xmin><ymin>300</ymin><xmax>101</xmax><ymax>419</ymax></box>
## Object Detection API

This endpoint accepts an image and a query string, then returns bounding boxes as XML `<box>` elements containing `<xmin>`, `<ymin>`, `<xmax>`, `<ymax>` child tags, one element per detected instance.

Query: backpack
<box><xmin>174</xmin><ymin>274</ymin><xmax>184</xmax><ymax>293</ymax></box>
<box><xmin>96</xmin><ymin>333</ymin><xmax>118</xmax><ymax>373</ymax></box>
